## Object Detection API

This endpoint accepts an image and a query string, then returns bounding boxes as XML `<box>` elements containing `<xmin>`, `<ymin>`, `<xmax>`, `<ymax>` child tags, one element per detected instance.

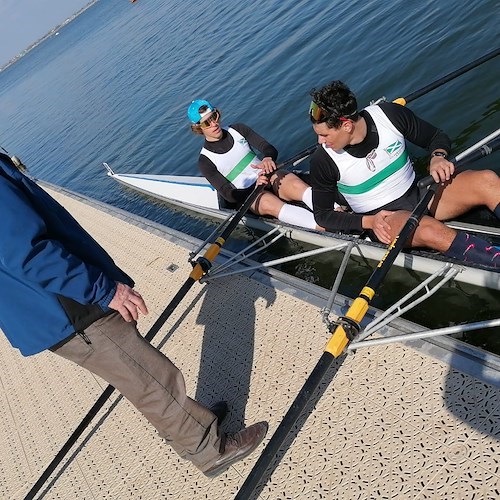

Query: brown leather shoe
<box><xmin>203</xmin><ymin>421</ymin><xmax>268</xmax><ymax>478</ymax></box>
<box><xmin>209</xmin><ymin>401</ymin><xmax>228</xmax><ymax>426</ymax></box>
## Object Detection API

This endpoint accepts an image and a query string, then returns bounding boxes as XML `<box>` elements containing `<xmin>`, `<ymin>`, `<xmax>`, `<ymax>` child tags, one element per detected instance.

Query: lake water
<box><xmin>0</xmin><ymin>0</ymin><xmax>499</xmax><ymax>352</ymax></box>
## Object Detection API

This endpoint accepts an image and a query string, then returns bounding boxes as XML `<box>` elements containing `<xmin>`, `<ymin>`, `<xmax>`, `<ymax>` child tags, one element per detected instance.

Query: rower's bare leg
<box><xmin>251</xmin><ymin>192</ymin><xmax>320</xmax><ymax>230</ymax></box>
<box><xmin>266</xmin><ymin>171</ymin><xmax>323</xmax><ymax>230</ymax></box>
<box><xmin>251</xmin><ymin>192</ymin><xmax>284</xmax><ymax>218</ymax></box>
<box><xmin>385</xmin><ymin>211</ymin><xmax>456</xmax><ymax>252</ymax></box>
<box><xmin>385</xmin><ymin>210</ymin><xmax>500</xmax><ymax>268</ymax></box>
<box><xmin>430</xmin><ymin>170</ymin><xmax>500</xmax><ymax>220</ymax></box>
<box><xmin>269</xmin><ymin>171</ymin><xmax>311</xmax><ymax>204</ymax></box>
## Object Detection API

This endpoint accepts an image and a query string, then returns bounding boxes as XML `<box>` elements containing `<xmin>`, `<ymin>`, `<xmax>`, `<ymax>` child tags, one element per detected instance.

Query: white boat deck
<box><xmin>1</xmin><ymin>185</ymin><xmax>499</xmax><ymax>499</ymax></box>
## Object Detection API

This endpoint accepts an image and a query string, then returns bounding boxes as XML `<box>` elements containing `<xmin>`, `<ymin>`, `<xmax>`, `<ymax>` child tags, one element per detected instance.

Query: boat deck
<box><xmin>1</xmin><ymin>185</ymin><xmax>499</xmax><ymax>499</ymax></box>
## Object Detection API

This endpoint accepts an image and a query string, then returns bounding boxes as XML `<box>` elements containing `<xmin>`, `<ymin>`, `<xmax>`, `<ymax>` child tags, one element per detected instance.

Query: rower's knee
<box><xmin>475</xmin><ymin>169</ymin><xmax>499</xmax><ymax>185</ymax></box>
<box><xmin>272</xmin><ymin>172</ymin><xmax>308</xmax><ymax>200</ymax></box>
<box><xmin>253</xmin><ymin>193</ymin><xmax>281</xmax><ymax>217</ymax></box>
<box><xmin>414</xmin><ymin>218</ymin><xmax>455</xmax><ymax>252</ymax></box>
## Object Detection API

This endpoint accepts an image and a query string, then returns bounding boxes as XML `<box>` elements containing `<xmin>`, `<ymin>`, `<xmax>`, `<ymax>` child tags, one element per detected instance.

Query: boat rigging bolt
<box><xmin>328</xmin><ymin>315</ymin><xmax>361</xmax><ymax>341</ymax></box>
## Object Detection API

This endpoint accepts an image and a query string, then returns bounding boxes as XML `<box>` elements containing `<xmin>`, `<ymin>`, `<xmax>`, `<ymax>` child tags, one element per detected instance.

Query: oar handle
<box><xmin>417</xmin><ymin>135</ymin><xmax>500</xmax><ymax>189</ymax></box>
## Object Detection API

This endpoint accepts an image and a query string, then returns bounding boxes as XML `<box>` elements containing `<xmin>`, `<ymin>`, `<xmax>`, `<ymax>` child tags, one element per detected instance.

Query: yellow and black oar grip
<box><xmin>189</xmin><ymin>237</ymin><xmax>225</xmax><ymax>280</ymax></box>
<box><xmin>324</xmin><ymin>287</ymin><xmax>375</xmax><ymax>357</ymax></box>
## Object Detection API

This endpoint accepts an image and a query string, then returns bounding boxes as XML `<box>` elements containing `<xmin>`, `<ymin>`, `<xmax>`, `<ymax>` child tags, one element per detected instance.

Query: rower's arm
<box><xmin>232</xmin><ymin>123</ymin><xmax>278</xmax><ymax>161</ymax></box>
<box><xmin>378</xmin><ymin>102</ymin><xmax>451</xmax><ymax>154</ymax></box>
<box><xmin>310</xmin><ymin>149</ymin><xmax>364</xmax><ymax>233</ymax></box>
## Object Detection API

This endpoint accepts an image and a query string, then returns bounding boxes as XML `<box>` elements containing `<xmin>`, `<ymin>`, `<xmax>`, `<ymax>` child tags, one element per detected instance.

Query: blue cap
<box><xmin>187</xmin><ymin>99</ymin><xmax>214</xmax><ymax>124</ymax></box>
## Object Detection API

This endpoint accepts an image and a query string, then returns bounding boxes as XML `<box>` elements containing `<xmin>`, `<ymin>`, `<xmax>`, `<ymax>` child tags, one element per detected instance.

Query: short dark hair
<box><xmin>310</xmin><ymin>80</ymin><xmax>358</xmax><ymax>128</ymax></box>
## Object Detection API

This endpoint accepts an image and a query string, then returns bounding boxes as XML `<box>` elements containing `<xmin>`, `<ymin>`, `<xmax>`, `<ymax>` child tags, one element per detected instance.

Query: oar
<box><xmin>235</xmin><ymin>135</ymin><xmax>500</xmax><ymax>500</ymax></box>
<box><xmin>23</xmin><ymin>145</ymin><xmax>316</xmax><ymax>500</ymax></box>
<box><xmin>393</xmin><ymin>47</ymin><xmax>500</xmax><ymax>106</ymax></box>
<box><xmin>302</xmin><ymin>49</ymin><xmax>500</xmax><ymax>151</ymax></box>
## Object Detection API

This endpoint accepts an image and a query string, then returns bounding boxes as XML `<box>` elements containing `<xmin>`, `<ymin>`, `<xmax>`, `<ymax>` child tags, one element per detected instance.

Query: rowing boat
<box><xmin>103</xmin><ymin>163</ymin><xmax>500</xmax><ymax>291</ymax></box>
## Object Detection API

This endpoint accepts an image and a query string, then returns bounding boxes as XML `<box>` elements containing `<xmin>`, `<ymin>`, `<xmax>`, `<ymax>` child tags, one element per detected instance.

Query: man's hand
<box><xmin>429</xmin><ymin>155</ymin><xmax>455</xmax><ymax>183</ymax></box>
<box><xmin>108</xmin><ymin>282</ymin><xmax>148</xmax><ymax>322</ymax></box>
<box><xmin>255</xmin><ymin>173</ymin><xmax>270</xmax><ymax>186</ymax></box>
<box><xmin>254</xmin><ymin>157</ymin><xmax>277</xmax><ymax>175</ymax></box>
<box><xmin>364</xmin><ymin>210</ymin><xmax>394</xmax><ymax>244</ymax></box>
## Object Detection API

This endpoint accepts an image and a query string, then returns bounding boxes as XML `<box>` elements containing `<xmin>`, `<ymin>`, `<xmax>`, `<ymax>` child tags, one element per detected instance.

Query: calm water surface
<box><xmin>0</xmin><ymin>0</ymin><xmax>499</xmax><ymax>351</ymax></box>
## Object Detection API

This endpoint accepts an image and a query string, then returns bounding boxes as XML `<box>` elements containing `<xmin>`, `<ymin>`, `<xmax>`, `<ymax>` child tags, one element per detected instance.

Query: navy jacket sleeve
<box><xmin>0</xmin><ymin>175</ymin><xmax>116</xmax><ymax>309</ymax></box>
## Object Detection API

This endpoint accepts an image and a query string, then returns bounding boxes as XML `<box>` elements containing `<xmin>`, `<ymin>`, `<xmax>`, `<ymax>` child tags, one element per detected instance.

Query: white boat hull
<box><xmin>105</xmin><ymin>169</ymin><xmax>500</xmax><ymax>291</ymax></box>
<box><xmin>110</xmin><ymin>172</ymin><xmax>220</xmax><ymax>209</ymax></box>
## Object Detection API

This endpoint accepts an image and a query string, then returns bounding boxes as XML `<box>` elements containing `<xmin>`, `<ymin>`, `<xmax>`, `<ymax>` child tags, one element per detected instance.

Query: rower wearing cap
<box><xmin>187</xmin><ymin>99</ymin><xmax>322</xmax><ymax>230</ymax></box>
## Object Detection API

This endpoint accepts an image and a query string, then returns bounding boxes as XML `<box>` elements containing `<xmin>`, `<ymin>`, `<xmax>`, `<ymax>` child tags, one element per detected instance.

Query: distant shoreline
<box><xmin>0</xmin><ymin>0</ymin><xmax>99</xmax><ymax>73</ymax></box>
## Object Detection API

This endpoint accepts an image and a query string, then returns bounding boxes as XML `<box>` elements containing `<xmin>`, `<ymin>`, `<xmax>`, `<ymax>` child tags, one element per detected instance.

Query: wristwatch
<box><xmin>431</xmin><ymin>151</ymin><xmax>448</xmax><ymax>159</ymax></box>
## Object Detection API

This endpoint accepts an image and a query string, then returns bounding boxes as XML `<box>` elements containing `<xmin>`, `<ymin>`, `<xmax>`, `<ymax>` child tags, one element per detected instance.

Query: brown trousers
<box><xmin>51</xmin><ymin>312</ymin><xmax>221</xmax><ymax>471</ymax></box>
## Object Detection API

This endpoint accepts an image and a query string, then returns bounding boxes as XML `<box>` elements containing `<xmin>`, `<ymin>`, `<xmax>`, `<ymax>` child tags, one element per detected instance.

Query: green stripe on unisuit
<box><xmin>338</xmin><ymin>152</ymin><xmax>408</xmax><ymax>195</ymax></box>
<box><xmin>225</xmin><ymin>152</ymin><xmax>257</xmax><ymax>182</ymax></box>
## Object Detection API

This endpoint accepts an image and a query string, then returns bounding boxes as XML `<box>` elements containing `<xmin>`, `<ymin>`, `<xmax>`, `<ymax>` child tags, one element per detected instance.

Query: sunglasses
<box><xmin>309</xmin><ymin>101</ymin><xmax>356</xmax><ymax>123</ymax></box>
<box><xmin>198</xmin><ymin>109</ymin><xmax>220</xmax><ymax>128</ymax></box>
<box><xmin>309</xmin><ymin>101</ymin><xmax>326</xmax><ymax>121</ymax></box>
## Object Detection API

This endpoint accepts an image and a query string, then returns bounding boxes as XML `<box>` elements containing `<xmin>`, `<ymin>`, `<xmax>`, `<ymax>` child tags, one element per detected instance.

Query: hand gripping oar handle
<box><xmin>231</xmin><ymin>145</ymin><xmax>317</xmax><ymax>225</ymax></box>
<box><xmin>417</xmin><ymin>135</ymin><xmax>500</xmax><ymax>189</ymax></box>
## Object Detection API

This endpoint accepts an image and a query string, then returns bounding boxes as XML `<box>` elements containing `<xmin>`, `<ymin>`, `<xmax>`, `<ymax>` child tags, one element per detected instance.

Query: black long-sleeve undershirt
<box><xmin>198</xmin><ymin>123</ymin><xmax>278</xmax><ymax>204</ymax></box>
<box><xmin>310</xmin><ymin>102</ymin><xmax>451</xmax><ymax>233</ymax></box>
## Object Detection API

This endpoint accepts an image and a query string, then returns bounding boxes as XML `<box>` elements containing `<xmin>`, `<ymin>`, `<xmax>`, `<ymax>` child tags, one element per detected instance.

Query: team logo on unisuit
<box><xmin>385</xmin><ymin>140</ymin><xmax>403</xmax><ymax>157</ymax></box>
<box><xmin>366</xmin><ymin>149</ymin><xmax>377</xmax><ymax>171</ymax></box>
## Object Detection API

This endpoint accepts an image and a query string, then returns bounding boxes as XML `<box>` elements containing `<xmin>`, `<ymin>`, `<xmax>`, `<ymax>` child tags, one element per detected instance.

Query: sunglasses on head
<box><xmin>198</xmin><ymin>109</ymin><xmax>220</xmax><ymax>128</ymax></box>
<box><xmin>309</xmin><ymin>101</ymin><xmax>356</xmax><ymax>123</ymax></box>
<box><xmin>309</xmin><ymin>101</ymin><xmax>327</xmax><ymax>121</ymax></box>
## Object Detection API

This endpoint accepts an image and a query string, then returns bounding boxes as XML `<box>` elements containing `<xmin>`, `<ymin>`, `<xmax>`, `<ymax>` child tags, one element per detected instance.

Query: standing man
<box><xmin>308</xmin><ymin>80</ymin><xmax>500</xmax><ymax>268</ymax></box>
<box><xmin>0</xmin><ymin>152</ymin><xmax>267</xmax><ymax>477</ymax></box>
<box><xmin>188</xmin><ymin>99</ymin><xmax>322</xmax><ymax>230</ymax></box>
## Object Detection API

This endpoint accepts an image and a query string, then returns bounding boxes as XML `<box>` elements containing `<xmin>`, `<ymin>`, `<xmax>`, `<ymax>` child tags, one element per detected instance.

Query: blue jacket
<box><xmin>0</xmin><ymin>155</ymin><xmax>133</xmax><ymax>356</ymax></box>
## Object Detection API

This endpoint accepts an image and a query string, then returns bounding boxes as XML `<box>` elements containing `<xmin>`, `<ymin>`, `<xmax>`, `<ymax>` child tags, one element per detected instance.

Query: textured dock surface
<box><xmin>1</xmin><ymin>185</ymin><xmax>499</xmax><ymax>499</ymax></box>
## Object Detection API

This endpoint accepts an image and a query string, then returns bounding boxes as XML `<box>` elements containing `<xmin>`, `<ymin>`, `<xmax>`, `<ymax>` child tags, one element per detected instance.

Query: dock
<box><xmin>1</xmin><ymin>184</ymin><xmax>500</xmax><ymax>499</ymax></box>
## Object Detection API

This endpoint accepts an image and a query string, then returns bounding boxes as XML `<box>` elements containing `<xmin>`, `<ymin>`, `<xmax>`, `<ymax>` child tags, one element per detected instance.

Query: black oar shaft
<box><xmin>235</xmin><ymin>188</ymin><xmax>431</xmax><ymax>499</ymax></box>
<box><xmin>402</xmin><ymin>47</ymin><xmax>500</xmax><ymax>104</ymax></box>
<box><xmin>235</xmin><ymin>352</ymin><xmax>344</xmax><ymax>500</ymax></box>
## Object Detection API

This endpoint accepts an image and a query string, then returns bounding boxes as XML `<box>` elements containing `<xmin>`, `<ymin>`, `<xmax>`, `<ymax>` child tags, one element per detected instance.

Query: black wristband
<box><xmin>431</xmin><ymin>151</ymin><xmax>448</xmax><ymax>159</ymax></box>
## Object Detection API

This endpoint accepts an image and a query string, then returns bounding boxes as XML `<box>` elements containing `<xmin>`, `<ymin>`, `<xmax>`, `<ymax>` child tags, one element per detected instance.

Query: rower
<box><xmin>307</xmin><ymin>80</ymin><xmax>500</xmax><ymax>269</ymax></box>
<box><xmin>187</xmin><ymin>99</ymin><xmax>323</xmax><ymax>230</ymax></box>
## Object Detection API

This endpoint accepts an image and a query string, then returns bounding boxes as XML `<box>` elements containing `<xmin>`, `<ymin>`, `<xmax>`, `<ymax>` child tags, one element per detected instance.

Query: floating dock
<box><xmin>1</xmin><ymin>184</ymin><xmax>499</xmax><ymax>499</ymax></box>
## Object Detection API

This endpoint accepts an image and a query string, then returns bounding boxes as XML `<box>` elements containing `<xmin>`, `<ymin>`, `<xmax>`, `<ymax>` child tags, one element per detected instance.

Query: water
<box><xmin>0</xmin><ymin>0</ymin><xmax>499</xmax><ymax>352</ymax></box>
